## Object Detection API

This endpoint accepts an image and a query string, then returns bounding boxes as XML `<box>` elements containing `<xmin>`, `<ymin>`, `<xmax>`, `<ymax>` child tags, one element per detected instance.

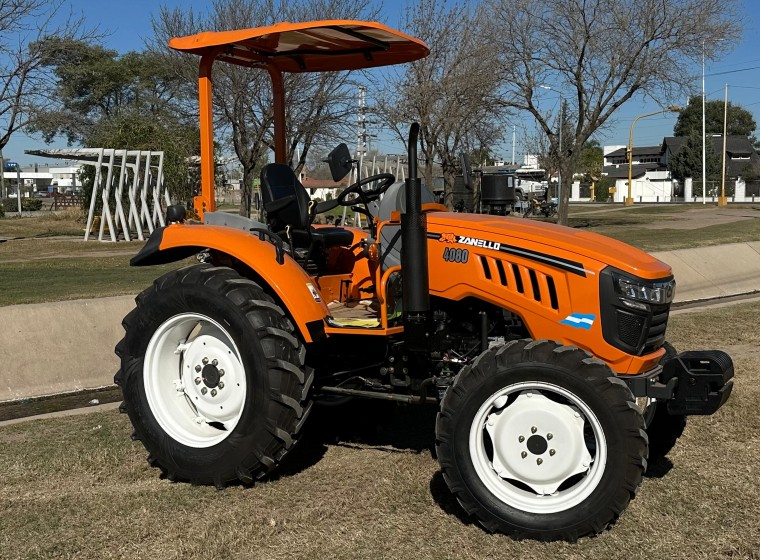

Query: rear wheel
<box><xmin>115</xmin><ymin>264</ymin><xmax>312</xmax><ymax>487</ymax></box>
<box><xmin>436</xmin><ymin>340</ymin><xmax>647</xmax><ymax>541</ymax></box>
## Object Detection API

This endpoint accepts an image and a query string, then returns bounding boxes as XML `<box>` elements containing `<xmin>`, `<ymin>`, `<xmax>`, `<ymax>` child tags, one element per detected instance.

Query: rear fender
<box><xmin>131</xmin><ymin>224</ymin><xmax>329</xmax><ymax>343</ymax></box>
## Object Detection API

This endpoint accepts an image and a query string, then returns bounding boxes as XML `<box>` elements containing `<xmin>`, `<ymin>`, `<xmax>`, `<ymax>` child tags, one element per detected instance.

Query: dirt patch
<box><xmin>640</xmin><ymin>207</ymin><xmax>760</xmax><ymax>230</ymax></box>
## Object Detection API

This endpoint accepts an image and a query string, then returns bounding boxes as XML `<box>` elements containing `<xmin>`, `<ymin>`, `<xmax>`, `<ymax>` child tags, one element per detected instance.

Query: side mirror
<box><xmin>324</xmin><ymin>143</ymin><xmax>353</xmax><ymax>182</ymax></box>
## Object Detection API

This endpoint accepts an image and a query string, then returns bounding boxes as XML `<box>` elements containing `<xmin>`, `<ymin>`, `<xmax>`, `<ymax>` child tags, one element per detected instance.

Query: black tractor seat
<box><xmin>287</xmin><ymin>225</ymin><xmax>354</xmax><ymax>248</ymax></box>
<box><xmin>260</xmin><ymin>163</ymin><xmax>352</xmax><ymax>249</ymax></box>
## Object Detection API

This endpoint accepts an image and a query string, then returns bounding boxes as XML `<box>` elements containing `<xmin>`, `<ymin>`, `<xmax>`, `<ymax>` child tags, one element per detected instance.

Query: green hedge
<box><xmin>2</xmin><ymin>198</ymin><xmax>43</xmax><ymax>212</ymax></box>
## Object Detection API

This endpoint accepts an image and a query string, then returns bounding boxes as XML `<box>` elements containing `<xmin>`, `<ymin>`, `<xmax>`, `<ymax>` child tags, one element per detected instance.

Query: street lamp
<box><xmin>626</xmin><ymin>106</ymin><xmax>681</xmax><ymax>206</ymax></box>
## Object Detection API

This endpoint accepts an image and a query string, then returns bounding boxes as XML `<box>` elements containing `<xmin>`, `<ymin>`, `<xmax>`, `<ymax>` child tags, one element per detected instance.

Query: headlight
<box><xmin>616</xmin><ymin>276</ymin><xmax>676</xmax><ymax>304</ymax></box>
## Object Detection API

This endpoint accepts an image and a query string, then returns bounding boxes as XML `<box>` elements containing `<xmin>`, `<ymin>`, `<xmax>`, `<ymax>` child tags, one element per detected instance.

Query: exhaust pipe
<box><xmin>401</xmin><ymin>123</ymin><xmax>430</xmax><ymax>351</ymax></box>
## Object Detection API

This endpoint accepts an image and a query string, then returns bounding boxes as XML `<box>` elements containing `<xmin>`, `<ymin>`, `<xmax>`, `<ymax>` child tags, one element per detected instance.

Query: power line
<box><xmin>705</xmin><ymin>65</ymin><xmax>760</xmax><ymax>77</ymax></box>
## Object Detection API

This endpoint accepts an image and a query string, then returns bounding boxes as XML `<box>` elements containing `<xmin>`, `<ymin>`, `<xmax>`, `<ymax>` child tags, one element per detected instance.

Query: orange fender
<box><xmin>132</xmin><ymin>224</ymin><xmax>329</xmax><ymax>342</ymax></box>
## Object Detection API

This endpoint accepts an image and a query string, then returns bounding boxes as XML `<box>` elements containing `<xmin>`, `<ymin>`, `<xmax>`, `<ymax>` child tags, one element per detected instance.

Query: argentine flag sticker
<box><xmin>560</xmin><ymin>313</ymin><xmax>596</xmax><ymax>330</ymax></box>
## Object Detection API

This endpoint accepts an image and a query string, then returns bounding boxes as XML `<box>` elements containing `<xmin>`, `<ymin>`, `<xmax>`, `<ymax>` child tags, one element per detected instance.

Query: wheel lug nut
<box><xmin>219</xmin><ymin>369</ymin><xmax>225</xmax><ymax>377</ymax></box>
<box><xmin>194</xmin><ymin>377</ymin><xmax>201</xmax><ymax>385</ymax></box>
<box><xmin>549</xmin><ymin>449</ymin><xmax>556</xmax><ymax>456</ymax></box>
<box><xmin>218</xmin><ymin>382</ymin><xmax>224</xmax><ymax>389</ymax></box>
<box><xmin>521</xmin><ymin>451</ymin><xmax>527</xmax><ymax>458</ymax></box>
<box><xmin>547</xmin><ymin>433</ymin><xmax>553</xmax><ymax>440</ymax></box>
<box><xmin>195</xmin><ymin>365</ymin><xmax>202</xmax><ymax>373</ymax></box>
<box><xmin>211</xmin><ymin>389</ymin><xmax>217</xmax><ymax>397</ymax></box>
<box><xmin>531</xmin><ymin>426</ymin><xmax>538</xmax><ymax>434</ymax></box>
<box><xmin>212</xmin><ymin>359</ymin><xmax>218</xmax><ymax>366</ymax></box>
<box><xmin>518</xmin><ymin>435</ymin><xmax>525</xmax><ymax>443</ymax></box>
<box><xmin>537</xmin><ymin>458</ymin><xmax>543</xmax><ymax>465</ymax></box>
<box><xmin>201</xmin><ymin>387</ymin><xmax>208</xmax><ymax>395</ymax></box>
<box><xmin>202</xmin><ymin>357</ymin><xmax>209</xmax><ymax>365</ymax></box>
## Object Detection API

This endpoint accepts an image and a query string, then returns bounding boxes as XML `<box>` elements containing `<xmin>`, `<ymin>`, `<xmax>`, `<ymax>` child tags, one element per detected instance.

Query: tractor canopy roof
<box><xmin>169</xmin><ymin>19</ymin><xmax>429</xmax><ymax>72</ymax></box>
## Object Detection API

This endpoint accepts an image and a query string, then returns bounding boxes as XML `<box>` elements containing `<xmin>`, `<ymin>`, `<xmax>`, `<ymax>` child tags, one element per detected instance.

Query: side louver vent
<box><xmin>479</xmin><ymin>256</ymin><xmax>559</xmax><ymax>312</ymax></box>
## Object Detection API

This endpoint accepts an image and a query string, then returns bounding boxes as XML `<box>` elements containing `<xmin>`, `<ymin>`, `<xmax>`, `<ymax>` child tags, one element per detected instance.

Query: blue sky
<box><xmin>4</xmin><ymin>0</ymin><xmax>759</xmax><ymax>165</ymax></box>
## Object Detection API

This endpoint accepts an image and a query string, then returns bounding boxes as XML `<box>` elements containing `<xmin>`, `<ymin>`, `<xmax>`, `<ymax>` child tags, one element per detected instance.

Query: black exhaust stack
<box><xmin>401</xmin><ymin>123</ymin><xmax>430</xmax><ymax>351</ymax></box>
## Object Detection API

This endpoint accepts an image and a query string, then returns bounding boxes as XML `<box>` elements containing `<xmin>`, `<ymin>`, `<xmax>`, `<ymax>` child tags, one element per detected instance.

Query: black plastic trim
<box><xmin>306</xmin><ymin>319</ymin><xmax>326</xmax><ymax>342</ymax></box>
<box><xmin>599</xmin><ymin>266</ymin><xmax>672</xmax><ymax>356</ymax></box>
<box><xmin>130</xmin><ymin>227</ymin><xmax>202</xmax><ymax>267</ymax></box>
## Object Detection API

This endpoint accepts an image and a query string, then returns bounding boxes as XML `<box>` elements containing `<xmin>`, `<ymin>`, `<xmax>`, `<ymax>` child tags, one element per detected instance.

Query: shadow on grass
<box><xmin>645</xmin><ymin>456</ymin><xmax>674</xmax><ymax>479</ymax></box>
<box><xmin>271</xmin><ymin>400</ymin><xmax>440</xmax><ymax>481</ymax></box>
<box><xmin>429</xmin><ymin>471</ymin><xmax>475</xmax><ymax>527</ymax></box>
<box><xmin>272</xmin><ymin>399</ymin><xmax>477</xmax><ymax>525</ymax></box>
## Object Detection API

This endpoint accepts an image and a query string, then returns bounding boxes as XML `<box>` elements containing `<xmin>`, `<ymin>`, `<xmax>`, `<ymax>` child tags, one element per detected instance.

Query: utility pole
<box><xmin>357</xmin><ymin>85</ymin><xmax>367</xmax><ymax>176</ymax></box>
<box><xmin>702</xmin><ymin>42</ymin><xmax>707</xmax><ymax>204</ymax></box>
<box><xmin>0</xmin><ymin>148</ymin><xmax>5</xmax><ymax>199</ymax></box>
<box><xmin>719</xmin><ymin>83</ymin><xmax>728</xmax><ymax>207</ymax></box>
<box><xmin>512</xmin><ymin>125</ymin><xmax>516</xmax><ymax>164</ymax></box>
<box><xmin>16</xmin><ymin>164</ymin><xmax>22</xmax><ymax>215</ymax></box>
<box><xmin>558</xmin><ymin>93</ymin><xmax>563</xmax><ymax>204</ymax></box>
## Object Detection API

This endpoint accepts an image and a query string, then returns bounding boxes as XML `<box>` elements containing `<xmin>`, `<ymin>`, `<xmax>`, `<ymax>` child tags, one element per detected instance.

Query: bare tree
<box><xmin>152</xmin><ymin>0</ymin><xmax>379</xmax><ymax>217</ymax></box>
<box><xmin>0</xmin><ymin>0</ymin><xmax>94</xmax><ymax>196</ymax></box>
<box><xmin>0</xmin><ymin>1</ymin><xmax>95</xmax><ymax>150</ymax></box>
<box><xmin>374</xmin><ymin>0</ymin><xmax>506</xmax><ymax>207</ymax></box>
<box><xmin>487</xmin><ymin>0</ymin><xmax>740</xmax><ymax>224</ymax></box>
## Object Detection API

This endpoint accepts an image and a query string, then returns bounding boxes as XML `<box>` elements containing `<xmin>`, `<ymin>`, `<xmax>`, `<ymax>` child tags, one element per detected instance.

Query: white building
<box><xmin>602</xmin><ymin>143</ymin><xmax>677</xmax><ymax>202</ymax></box>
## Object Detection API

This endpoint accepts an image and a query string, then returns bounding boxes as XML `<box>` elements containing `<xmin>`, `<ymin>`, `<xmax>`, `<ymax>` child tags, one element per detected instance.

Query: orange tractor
<box><xmin>115</xmin><ymin>20</ymin><xmax>733</xmax><ymax>541</ymax></box>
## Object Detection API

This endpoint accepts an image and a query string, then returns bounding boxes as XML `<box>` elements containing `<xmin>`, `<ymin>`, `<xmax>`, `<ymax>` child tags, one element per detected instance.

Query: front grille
<box><xmin>616</xmin><ymin>310</ymin><xmax>646</xmax><ymax>347</ymax></box>
<box><xmin>643</xmin><ymin>305</ymin><xmax>670</xmax><ymax>353</ymax></box>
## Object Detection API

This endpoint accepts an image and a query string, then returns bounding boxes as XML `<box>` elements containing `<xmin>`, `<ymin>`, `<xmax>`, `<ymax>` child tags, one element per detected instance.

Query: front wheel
<box><xmin>436</xmin><ymin>340</ymin><xmax>647</xmax><ymax>541</ymax></box>
<box><xmin>115</xmin><ymin>264</ymin><xmax>313</xmax><ymax>487</ymax></box>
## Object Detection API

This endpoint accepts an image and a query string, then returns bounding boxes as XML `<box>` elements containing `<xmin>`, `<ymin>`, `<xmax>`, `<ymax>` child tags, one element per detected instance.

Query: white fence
<box><xmin>25</xmin><ymin>148</ymin><xmax>171</xmax><ymax>241</ymax></box>
<box><xmin>84</xmin><ymin>149</ymin><xmax>170</xmax><ymax>242</ymax></box>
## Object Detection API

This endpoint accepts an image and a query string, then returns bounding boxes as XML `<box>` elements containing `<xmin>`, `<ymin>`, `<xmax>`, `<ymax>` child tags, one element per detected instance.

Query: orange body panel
<box><xmin>423</xmin><ymin>213</ymin><xmax>672</xmax><ymax>374</ymax></box>
<box><xmin>158</xmin><ymin>224</ymin><xmax>328</xmax><ymax>342</ymax></box>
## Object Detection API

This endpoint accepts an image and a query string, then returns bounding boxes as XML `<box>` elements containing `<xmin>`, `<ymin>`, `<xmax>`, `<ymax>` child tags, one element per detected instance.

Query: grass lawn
<box><xmin>0</xmin><ymin>210</ymin><xmax>85</xmax><ymax>238</ymax></box>
<box><xmin>582</xmin><ymin>214</ymin><xmax>760</xmax><ymax>251</ymax></box>
<box><xmin>0</xmin><ymin>301</ymin><xmax>757</xmax><ymax>559</ymax></box>
<box><xmin>0</xmin><ymin>256</ymin><xmax>184</xmax><ymax>306</ymax></box>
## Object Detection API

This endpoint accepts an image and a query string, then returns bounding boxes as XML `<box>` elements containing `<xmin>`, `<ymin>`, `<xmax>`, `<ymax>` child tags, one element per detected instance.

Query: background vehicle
<box><xmin>115</xmin><ymin>20</ymin><xmax>733</xmax><ymax>542</ymax></box>
<box><xmin>451</xmin><ymin>154</ymin><xmax>525</xmax><ymax>215</ymax></box>
<box><xmin>523</xmin><ymin>186</ymin><xmax>559</xmax><ymax>218</ymax></box>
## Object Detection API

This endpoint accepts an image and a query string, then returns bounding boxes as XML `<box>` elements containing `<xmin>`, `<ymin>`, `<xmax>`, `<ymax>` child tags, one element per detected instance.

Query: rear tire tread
<box><xmin>115</xmin><ymin>264</ymin><xmax>311</xmax><ymax>486</ymax></box>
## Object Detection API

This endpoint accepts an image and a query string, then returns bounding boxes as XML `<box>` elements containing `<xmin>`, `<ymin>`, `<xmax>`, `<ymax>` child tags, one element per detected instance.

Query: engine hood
<box><xmin>426</xmin><ymin>212</ymin><xmax>671</xmax><ymax>280</ymax></box>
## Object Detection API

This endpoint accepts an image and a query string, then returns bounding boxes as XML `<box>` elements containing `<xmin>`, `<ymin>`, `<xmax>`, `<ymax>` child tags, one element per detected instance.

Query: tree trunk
<box><xmin>557</xmin><ymin>154</ymin><xmax>579</xmax><ymax>226</ymax></box>
<box><xmin>240</xmin><ymin>165</ymin><xmax>255</xmax><ymax>218</ymax></box>
<box><xmin>442</xmin><ymin>161</ymin><xmax>457</xmax><ymax>210</ymax></box>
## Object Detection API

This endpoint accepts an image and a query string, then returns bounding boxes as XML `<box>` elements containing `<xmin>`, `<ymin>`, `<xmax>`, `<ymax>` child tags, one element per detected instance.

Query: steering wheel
<box><xmin>337</xmin><ymin>173</ymin><xmax>395</xmax><ymax>206</ymax></box>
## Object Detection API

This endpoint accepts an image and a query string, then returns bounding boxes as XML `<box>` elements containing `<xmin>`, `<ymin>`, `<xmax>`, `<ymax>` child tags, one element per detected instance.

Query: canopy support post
<box><xmin>195</xmin><ymin>52</ymin><xmax>219</xmax><ymax>220</ymax></box>
<box><xmin>268</xmin><ymin>67</ymin><xmax>287</xmax><ymax>164</ymax></box>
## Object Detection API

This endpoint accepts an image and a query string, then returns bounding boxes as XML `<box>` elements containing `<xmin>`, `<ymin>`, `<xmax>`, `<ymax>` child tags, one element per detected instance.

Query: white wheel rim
<box><xmin>469</xmin><ymin>381</ymin><xmax>607</xmax><ymax>514</ymax></box>
<box><xmin>144</xmin><ymin>313</ymin><xmax>247</xmax><ymax>448</ymax></box>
